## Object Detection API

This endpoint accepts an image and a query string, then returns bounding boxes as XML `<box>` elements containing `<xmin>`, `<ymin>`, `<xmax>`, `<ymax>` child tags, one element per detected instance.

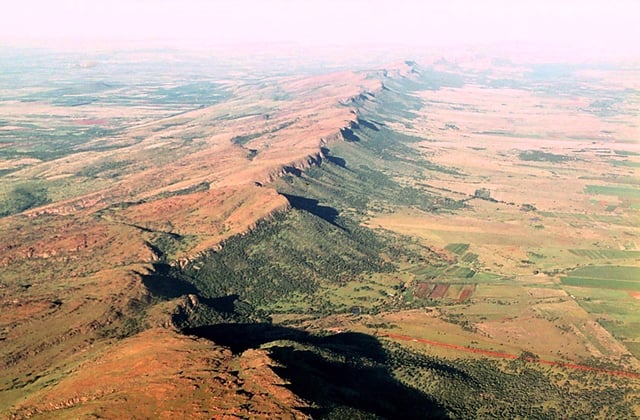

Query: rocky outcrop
<box><xmin>25</xmin><ymin>193</ymin><xmax>107</xmax><ymax>217</ymax></box>
<box><xmin>263</xmin><ymin>149</ymin><xmax>326</xmax><ymax>184</ymax></box>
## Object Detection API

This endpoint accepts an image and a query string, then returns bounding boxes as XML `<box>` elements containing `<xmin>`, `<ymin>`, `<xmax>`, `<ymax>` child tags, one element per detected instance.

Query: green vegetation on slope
<box><xmin>179</xmin><ymin>209</ymin><xmax>394</xmax><ymax>309</ymax></box>
<box><xmin>172</xmin><ymin>106</ymin><xmax>469</xmax><ymax>320</ymax></box>
<box><xmin>276</xmin><ymin>125</ymin><xmax>464</xmax><ymax>219</ymax></box>
<box><xmin>0</xmin><ymin>183</ymin><xmax>49</xmax><ymax>217</ymax></box>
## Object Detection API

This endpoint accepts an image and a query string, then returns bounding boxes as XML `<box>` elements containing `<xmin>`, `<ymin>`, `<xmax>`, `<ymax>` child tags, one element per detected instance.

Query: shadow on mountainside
<box><xmin>140</xmin><ymin>263</ymin><xmax>200</xmax><ymax>299</ymax></box>
<box><xmin>282</xmin><ymin>194</ymin><xmax>341</xmax><ymax>227</ymax></box>
<box><xmin>340</xmin><ymin>127</ymin><xmax>361</xmax><ymax>142</ymax></box>
<box><xmin>320</xmin><ymin>147</ymin><xmax>347</xmax><ymax>168</ymax></box>
<box><xmin>140</xmin><ymin>265</ymin><xmax>265</xmax><ymax>326</ymax></box>
<box><xmin>186</xmin><ymin>323</ymin><xmax>449</xmax><ymax>419</ymax></box>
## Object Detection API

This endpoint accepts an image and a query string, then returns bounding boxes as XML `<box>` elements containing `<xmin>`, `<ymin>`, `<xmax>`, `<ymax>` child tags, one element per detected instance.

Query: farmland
<box><xmin>562</xmin><ymin>266</ymin><xmax>640</xmax><ymax>290</ymax></box>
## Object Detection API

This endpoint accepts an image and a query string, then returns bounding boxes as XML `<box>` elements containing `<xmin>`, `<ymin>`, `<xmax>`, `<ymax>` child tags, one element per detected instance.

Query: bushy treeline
<box><xmin>387</xmin><ymin>342</ymin><xmax>637</xmax><ymax>419</ymax></box>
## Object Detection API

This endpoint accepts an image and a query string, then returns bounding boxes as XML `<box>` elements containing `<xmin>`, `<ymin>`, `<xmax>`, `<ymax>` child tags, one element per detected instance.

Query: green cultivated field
<box><xmin>445</xmin><ymin>243</ymin><xmax>470</xmax><ymax>255</ymax></box>
<box><xmin>561</xmin><ymin>266</ymin><xmax>640</xmax><ymax>290</ymax></box>
<box><xmin>562</xmin><ymin>277</ymin><xmax>640</xmax><ymax>290</ymax></box>
<box><xmin>569</xmin><ymin>249</ymin><xmax>640</xmax><ymax>259</ymax></box>
<box><xmin>569</xmin><ymin>266</ymin><xmax>640</xmax><ymax>281</ymax></box>
<box><xmin>585</xmin><ymin>185</ymin><xmax>640</xmax><ymax>199</ymax></box>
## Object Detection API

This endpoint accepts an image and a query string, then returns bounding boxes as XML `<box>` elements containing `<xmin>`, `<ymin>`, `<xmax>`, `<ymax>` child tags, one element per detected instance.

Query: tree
<box><xmin>473</xmin><ymin>188</ymin><xmax>491</xmax><ymax>200</ymax></box>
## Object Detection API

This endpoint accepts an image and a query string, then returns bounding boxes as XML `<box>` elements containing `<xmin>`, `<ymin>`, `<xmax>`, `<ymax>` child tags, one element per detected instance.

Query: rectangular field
<box><xmin>445</xmin><ymin>243</ymin><xmax>470</xmax><ymax>255</ymax></box>
<box><xmin>561</xmin><ymin>277</ymin><xmax>640</xmax><ymax>290</ymax></box>
<box><xmin>569</xmin><ymin>266</ymin><xmax>640</xmax><ymax>281</ymax></box>
<box><xmin>585</xmin><ymin>185</ymin><xmax>640</xmax><ymax>199</ymax></box>
<box><xmin>568</xmin><ymin>249</ymin><xmax>640</xmax><ymax>259</ymax></box>
<box><xmin>561</xmin><ymin>266</ymin><xmax>640</xmax><ymax>290</ymax></box>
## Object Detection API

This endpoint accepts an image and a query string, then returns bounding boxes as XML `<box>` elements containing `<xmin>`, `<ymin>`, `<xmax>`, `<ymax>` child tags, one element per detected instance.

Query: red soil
<box><xmin>458</xmin><ymin>285</ymin><xmax>474</xmax><ymax>303</ymax></box>
<box><xmin>429</xmin><ymin>283</ymin><xmax>450</xmax><ymax>299</ymax></box>
<box><xmin>379</xmin><ymin>332</ymin><xmax>640</xmax><ymax>379</ymax></box>
<box><xmin>413</xmin><ymin>283</ymin><xmax>435</xmax><ymax>299</ymax></box>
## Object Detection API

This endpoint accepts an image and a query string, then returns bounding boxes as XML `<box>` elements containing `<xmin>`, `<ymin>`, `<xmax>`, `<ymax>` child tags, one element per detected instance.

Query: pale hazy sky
<box><xmin>1</xmin><ymin>0</ymin><xmax>638</xmax><ymax>57</ymax></box>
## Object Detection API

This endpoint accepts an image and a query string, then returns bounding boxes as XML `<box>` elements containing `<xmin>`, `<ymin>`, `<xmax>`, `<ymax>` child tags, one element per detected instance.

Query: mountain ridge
<box><xmin>0</xmin><ymin>59</ymin><xmax>424</xmax><ymax>417</ymax></box>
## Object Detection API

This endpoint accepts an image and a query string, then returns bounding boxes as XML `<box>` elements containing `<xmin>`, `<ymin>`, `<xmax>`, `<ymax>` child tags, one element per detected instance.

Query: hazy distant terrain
<box><xmin>1</xmin><ymin>48</ymin><xmax>639</xmax><ymax>418</ymax></box>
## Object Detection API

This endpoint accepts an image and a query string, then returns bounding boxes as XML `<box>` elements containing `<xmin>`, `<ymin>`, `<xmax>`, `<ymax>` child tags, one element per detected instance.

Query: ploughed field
<box><xmin>1</xmin><ymin>50</ymin><xmax>639</xmax><ymax>418</ymax></box>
